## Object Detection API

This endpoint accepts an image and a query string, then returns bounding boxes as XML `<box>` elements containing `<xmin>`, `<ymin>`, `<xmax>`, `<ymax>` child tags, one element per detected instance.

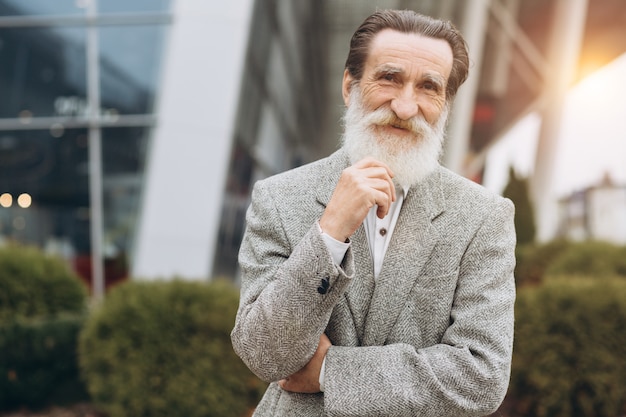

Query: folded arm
<box><xmin>230</xmin><ymin>180</ymin><xmax>353</xmax><ymax>382</ymax></box>
<box><xmin>321</xmin><ymin>198</ymin><xmax>516</xmax><ymax>417</ymax></box>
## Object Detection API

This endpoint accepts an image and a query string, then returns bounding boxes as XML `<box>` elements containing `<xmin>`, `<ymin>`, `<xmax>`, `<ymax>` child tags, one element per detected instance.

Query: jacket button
<box><xmin>317</xmin><ymin>277</ymin><xmax>330</xmax><ymax>294</ymax></box>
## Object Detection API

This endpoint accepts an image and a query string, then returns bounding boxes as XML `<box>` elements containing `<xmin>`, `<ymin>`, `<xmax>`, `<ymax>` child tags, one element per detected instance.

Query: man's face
<box><xmin>342</xmin><ymin>28</ymin><xmax>453</xmax><ymax>137</ymax></box>
<box><xmin>340</xmin><ymin>29</ymin><xmax>454</xmax><ymax>188</ymax></box>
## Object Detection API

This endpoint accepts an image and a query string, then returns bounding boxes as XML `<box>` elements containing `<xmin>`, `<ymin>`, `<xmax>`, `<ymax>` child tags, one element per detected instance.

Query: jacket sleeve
<box><xmin>323</xmin><ymin>198</ymin><xmax>516</xmax><ymax>417</ymax></box>
<box><xmin>230</xmin><ymin>179</ymin><xmax>354</xmax><ymax>382</ymax></box>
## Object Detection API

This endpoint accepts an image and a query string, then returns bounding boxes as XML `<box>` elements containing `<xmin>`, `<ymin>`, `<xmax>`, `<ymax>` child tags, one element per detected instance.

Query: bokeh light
<box><xmin>0</xmin><ymin>193</ymin><xmax>12</xmax><ymax>208</ymax></box>
<box><xmin>17</xmin><ymin>193</ymin><xmax>32</xmax><ymax>208</ymax></box>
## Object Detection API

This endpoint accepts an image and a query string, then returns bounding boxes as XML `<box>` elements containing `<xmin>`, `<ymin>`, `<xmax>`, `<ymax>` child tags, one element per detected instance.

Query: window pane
<box><xmin>0</xmin><ymin>0</ymin><xmax>85</xmax><ymax>16</ymax></box>
<box><xmin>0</xmin><ymin>26</ymin><xmax>87</xmax><ymax>118</ymax></box>
<box><xmin>101</xmin><ymin>127</ymin><xmax>150</xmax><ymax>278</ymax></box>
<box><xmin>99</xmin><ymin>25</ymin><xmax>167</xmax><ymax>115</ymax></box>
<box><xmin>0</xmin><ymin>127</ymin><xmax>147</xmax><ymax>288</ymax></box>
<box><xmin>98</xmin><ymin>0</ymin><xmax>171</xmax><ymax>14</ymax></box>
<box><xmin>0</xmin><ymin>128</ymin><xmax>89</xmax><ymax>256</ymax></box>
<box><xmin>102</xmin><ymin>127</ymin><xmax>149</xmax><ymax>176</ymax></box>
<box><xmin>213</xmin><ymin>144</ymin><xmax>254</xmax><ymax>277</ymax></box>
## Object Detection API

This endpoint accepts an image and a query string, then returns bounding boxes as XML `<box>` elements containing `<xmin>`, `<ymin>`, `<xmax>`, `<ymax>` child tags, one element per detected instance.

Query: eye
<box><xmin>381</xmin><ymin>72</ymin><xmax>396</xmax><ymax>82</ymax></box>
<box><xmin>422</xmin><ymin>81</ymin><xmax>438</xmax><ymax>91</ymax></box>
<box><xmin>419</xmin><ymin>80</ymin><xmax>445</xmax><ymax>96</ymax></box>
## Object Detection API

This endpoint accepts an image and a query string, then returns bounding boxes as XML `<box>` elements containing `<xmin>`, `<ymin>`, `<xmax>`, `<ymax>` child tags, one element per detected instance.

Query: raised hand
<box><xmin>319</xmin><ymin>157</ymin><xmax>396</xmax><ymax>241</ymax></box>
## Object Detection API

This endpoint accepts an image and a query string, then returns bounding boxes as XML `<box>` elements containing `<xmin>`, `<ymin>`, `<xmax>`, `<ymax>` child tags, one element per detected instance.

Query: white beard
<box><xmin>340</xmin><ymin>87</ymin><xmax>449</xmax><ymax>188</ymax></box>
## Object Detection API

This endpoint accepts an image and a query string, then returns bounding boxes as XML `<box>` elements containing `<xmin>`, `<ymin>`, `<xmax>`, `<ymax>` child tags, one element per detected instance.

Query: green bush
<box><xmin>514</xmin><ymin>240</ymin><xmax>571</xmax><ymax>287</ymax></box>
<box><xmin>510</xmin><ymin>278</ymin><xmax>626</xmax><ymax>417</ymax></box>
<box><xmin>0</xmin><ymin>244</ymin><xmax>89</xmax><ymax>410</ymax></box>
<box><xmin>0</xmin><ymin>315</ymin><xmax>88</xmax><ymax>409</ymax></box>
<box><xmin>515</xmin><ymin>240</ymin><xmax>626</xmax><ymax>287</ymax></box>
<box><xmin>545</xmin><ymin>241</ymin><xmax>626</xmax><ymax>279</ymax></box>
<box><xmin>0</xmin><ymin>245</ymin><xmax>88</xmax><ymax>320</ymax></box>
<box><xmin>79</xmin><ymin>279</ymin><xmax>265</xmax><ymax>417</ymax></box>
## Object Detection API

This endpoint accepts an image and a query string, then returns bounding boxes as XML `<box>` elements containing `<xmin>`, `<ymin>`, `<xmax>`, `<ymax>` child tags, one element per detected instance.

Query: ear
<box><xmin>342</xmin><ymin>69</ymin><xmax>354</xmax><ymax>106</ymax></box>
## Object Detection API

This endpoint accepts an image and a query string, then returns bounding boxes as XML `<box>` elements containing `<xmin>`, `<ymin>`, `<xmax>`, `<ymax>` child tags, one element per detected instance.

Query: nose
<box><xmin>390</xmin><ymin>88</ymin><xmax>419</xmax><ymax>120</ymax></box>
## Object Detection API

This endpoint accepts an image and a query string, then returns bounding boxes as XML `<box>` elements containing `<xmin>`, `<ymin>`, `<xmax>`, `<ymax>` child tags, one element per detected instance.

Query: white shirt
<box><xmin>321</xmin><ymin>186</ymin><xmax>406</xmax><ymax>279</ymax></box>
<box><xmin>317</xmin><ymin>187</ymin><xmax>406</xmax><ymax>391</ymax></box>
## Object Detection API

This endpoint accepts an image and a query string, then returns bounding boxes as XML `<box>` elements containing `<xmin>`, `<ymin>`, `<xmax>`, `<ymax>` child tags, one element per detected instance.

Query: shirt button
<box><xmin>379</xmin><ymin>228</ymin><xmax>387</xmax><ymax>236</ymax></box>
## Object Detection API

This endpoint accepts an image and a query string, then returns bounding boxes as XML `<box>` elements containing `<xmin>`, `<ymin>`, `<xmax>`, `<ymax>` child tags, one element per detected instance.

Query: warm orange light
<box><xmin>577</xmin><ymin>59</ymin><xmax>604</xmax><ymax>82</ymax></box>
<box><xmin>568</xmin><ymin>62</ymin><xmax>616</xmax><ymax>122</ymax></box>
<box><xmin>17</xmin><ymin>193</ymin><xmax>32</xmax><ymax>208</ymax></box>
<box><xmin>0</xmin><ymin>193</ymin><xmax>12</xmax><ymax>208</ymax></box>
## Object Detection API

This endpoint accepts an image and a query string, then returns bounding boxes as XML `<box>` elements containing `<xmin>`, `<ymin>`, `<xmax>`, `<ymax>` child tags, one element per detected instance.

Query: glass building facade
<box><xmin>213</xmin><ymin>0</ymin><xmax>328</xmax><ymax>278</ymax></box>
<box><xmin>0</xmin><ymin>0</ymin><xmax>172</xmax><ymax>291</ymax></box>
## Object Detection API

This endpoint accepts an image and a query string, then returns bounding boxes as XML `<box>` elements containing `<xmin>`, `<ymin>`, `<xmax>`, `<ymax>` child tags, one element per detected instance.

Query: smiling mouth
<box><xmin>380</xmin><ymin>123</ymin><xmax>411</xmax><ymax>134</ymax></box>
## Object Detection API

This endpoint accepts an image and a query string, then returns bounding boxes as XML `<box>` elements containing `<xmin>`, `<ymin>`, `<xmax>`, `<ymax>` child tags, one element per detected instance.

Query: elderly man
<box><xmin>231</xmin><ymin>9</ymin><xmax>516</xmax><ymax>417</ymax></box>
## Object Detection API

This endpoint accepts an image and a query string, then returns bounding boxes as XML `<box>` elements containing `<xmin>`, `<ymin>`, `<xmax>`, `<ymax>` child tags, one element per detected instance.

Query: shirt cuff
<box><xmin>319</xmin><ymin>356</ymin><xmax>326</xmax><ymax>392</ymax></box>
<box><xmin>318</xmin><ymin>222</ymin><xmax>350</xmax><ymax>265</ymax></box>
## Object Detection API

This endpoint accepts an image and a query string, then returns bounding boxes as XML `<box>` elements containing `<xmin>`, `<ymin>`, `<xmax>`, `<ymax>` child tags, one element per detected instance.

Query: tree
<box><xmin>503</xmin><ymin>167</ymin><xmax>536</xmax><ymax>245</ymax></box>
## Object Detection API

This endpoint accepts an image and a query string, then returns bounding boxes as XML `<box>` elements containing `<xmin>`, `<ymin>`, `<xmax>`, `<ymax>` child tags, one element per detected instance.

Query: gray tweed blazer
<box><xmin>231</xmin><ymin>149</ymin><xmax>516</xmax><ymax>417</ymax></box>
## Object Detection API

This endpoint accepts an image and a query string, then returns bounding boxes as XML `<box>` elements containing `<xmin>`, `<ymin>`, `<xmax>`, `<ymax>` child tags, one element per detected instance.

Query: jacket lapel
<box><xmin>314</xmin><ymin>149</ymin><xmax>350</xmax><ymax>209</ymax></box>
<box><xmin>343</xmin><ymin>224</ymin><xmax>375</xmax><ymax>343</ymax></box>
<box><xmin>362</xmin><ymin>169</ymin><xmax>445</xmax><ymax>346</ymax></box>
<box><xmin>316</xmin><ymin>152</ymin><xmax>446</xmax><ymax>346</ymax></box>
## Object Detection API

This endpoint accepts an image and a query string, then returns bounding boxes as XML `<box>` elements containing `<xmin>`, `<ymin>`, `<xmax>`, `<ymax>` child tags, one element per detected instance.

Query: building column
<box><xmin>442</xmin><ymin>0</ymin><xmax>491</xmax><ymax>175</ymax></box>
<box><xmin>132</xmin><ymin>0</ymin><xmax>252</xmax><ymax>279</ymax></box>
<box><xmin>531</xmin><ymin>0</ymin><xmax>588</xmax><ymax>241</ymax></box>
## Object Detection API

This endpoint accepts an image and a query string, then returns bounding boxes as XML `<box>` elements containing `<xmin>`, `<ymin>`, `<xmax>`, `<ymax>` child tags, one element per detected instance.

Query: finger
<box><xmin>373</xmin><ymin>189</ymin><xmax>392</xmax><ymax>219</ymax></box>
<box><xmin>343</xmin><ymin>160</ymin><xmax>394</xmax><ymax>185</ymax></box>
<box><xmin>356</xmin><ymin>163</ymin><xmax>395</xmax><ymax>182</ymax></box>
<box><xmin>365</xmin><ymin>178</ymin><xmax>395</xmax><ymax>213</ymax></box>
<box><xmin>369</xmin><ymin>177</ymin><xmax>396</xmax><ymax>204</ymax></box>
<box><xmin>355</xmin><ymin>157</ymin><xmax>394</xmax><ymax>178</ymax></box>
<box><xmin>278</xmin><ymin>378</ymin><xmax>288</xmax><ymax>390</ymax></box>
<box><xmin>357</xmin><ymin>166</ymin><xmax>396</xmax><ymax>203</ymax></box>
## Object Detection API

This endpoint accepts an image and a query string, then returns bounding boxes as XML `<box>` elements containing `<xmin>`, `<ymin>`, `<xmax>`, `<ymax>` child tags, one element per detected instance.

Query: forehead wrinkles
<box><xmin>366</xmin><ymin>30</ymin><xmax>453</xmax><ymax>80</ymax></box>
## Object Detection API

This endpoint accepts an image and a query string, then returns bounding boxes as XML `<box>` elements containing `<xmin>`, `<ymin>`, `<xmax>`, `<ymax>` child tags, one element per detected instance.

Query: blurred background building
<box><xmin>558</xmin><ymin>174</ymin><xmax>626</xmax><ymax>244</ymax></box>
<box><xmin>1</xmin><ymin>0</ymin><xmax>625</xmax><ymax>295</ymax></box>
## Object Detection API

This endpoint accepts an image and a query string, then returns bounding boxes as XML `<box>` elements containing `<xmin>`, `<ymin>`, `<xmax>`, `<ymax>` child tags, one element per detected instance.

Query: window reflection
<box><xmin>100</xmin><ymin>127</ymin><xmax>150</xmax><ymax>284</ymax></box>
<box><xmin>0</xmin><ymin>0</ymin><xmax>84</xmax><ymax>16</ymax></box>
<box><xmin>0</xmin><ymin>0</ymin><xmax>171</xmax><ymax>16</ymax></box>
<box><xmin>0</xmin><ymin>126</ymin><xmax>148</xmax><ymax>289</ymax></box>
<box><xmin>0</xmin><ymin>0</ymin><xmax>171</xmax><ymax>292</ymax></box>
<box><xmin>99</xmin><ymin>25</ymin><xmax>167</xmax><ymax>115</ymax></box>
<box><xmin>0</xmin><ymin>26</ymin><xmax>87</xmax><ymax>118</ymax></box>
<box><xmin>213</xmin><ymin>144</ymin><xmax>254</xmax><ymax>278</ymax></box>
<box><xmin>0</xmin><ymin>128</ymin><xmax>89</xmax><ymax>256</ymax></box>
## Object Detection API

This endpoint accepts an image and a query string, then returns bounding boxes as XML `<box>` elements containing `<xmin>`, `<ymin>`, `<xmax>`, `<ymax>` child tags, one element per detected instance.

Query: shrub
<box><xmin>0</xmin><ymin>244</ymin><xmax>89</xmax><ymax>410</ymax></box>
<box><xmin>0</xmin><ymin>315</ymin><xmax>88</xmax><ymax>409</ymax></box>
<box><xmin>514</xmin><ymin>240</ymin><xmax>571</xmax><ymax>287</ymax></box>
<box><xmin>0</xmin><ymin>244</ymin><xmax>88</xmax><ymax>320</ymax></box>
<box><xmin>79</xmin><ymin>279</ymin><xmax>265</xmax><ymax>417</ymax></box>
<box><xmin>545</xmin><ymin>240</ymin><xmax>626</xmax><ymax>279</ymax></box>
<box><xmin>509</xmin><ymin>278</ymin><xmax>626</xmax><ymax>417</ymax></box>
